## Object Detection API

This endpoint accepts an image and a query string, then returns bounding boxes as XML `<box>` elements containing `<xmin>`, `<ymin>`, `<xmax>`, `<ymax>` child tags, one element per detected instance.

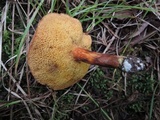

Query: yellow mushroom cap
<box><xmin>27</xmin><ymin>13</ymin><xmax>92</xmax><ymax>90</ymax></box>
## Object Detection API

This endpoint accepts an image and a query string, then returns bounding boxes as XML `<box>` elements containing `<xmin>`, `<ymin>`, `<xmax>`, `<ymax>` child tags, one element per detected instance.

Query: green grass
<box><xmin>1</xmin><ymin>0</ymin><xmax>160</xmax><ymax>120</ymax></box>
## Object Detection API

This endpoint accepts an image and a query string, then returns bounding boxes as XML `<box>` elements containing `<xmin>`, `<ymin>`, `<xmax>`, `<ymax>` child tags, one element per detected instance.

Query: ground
<box><xmin>0</xmin><ymin>0</ymin><xmax>160</xmax><ymax>120</ymax></box>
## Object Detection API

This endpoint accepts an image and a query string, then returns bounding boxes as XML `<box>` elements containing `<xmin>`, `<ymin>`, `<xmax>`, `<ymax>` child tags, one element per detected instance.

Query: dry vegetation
<box><xmin>0</xmin><ymin>0</ymin><xmax>160</xmax><ymax>120</ymax></box>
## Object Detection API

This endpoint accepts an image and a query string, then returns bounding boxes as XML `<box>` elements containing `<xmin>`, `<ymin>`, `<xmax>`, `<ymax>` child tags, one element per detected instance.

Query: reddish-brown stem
<box><xmin>72</xmin><ymin>47</ymin><xmax>124</xmax><ymax>68</ymax></box>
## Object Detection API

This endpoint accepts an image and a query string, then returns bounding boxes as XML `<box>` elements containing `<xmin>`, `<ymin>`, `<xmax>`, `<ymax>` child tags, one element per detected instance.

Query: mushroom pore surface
<box><xmin>27</xmin><ymin>13</ymin><xmax>92</xmax><ymax>90</ymax></box>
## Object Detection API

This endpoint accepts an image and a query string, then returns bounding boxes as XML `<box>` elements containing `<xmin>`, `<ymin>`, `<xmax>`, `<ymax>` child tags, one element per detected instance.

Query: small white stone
<box><xmin>123</xmin><ymin>60</ymin><xmax>132</xmax><ymax>72</ymax></box>
<box><xmin>140</xmin><ymin>63</ymin><xmax>145</xmax><ymax>69</ymax></box>
<box><xmin>137</xmin><ymin>59</ymin><xmax>140</xmax><ymax>63</ymax></box>
<box><xmin>136</xmin><ymin>65</ymin><xmax>141</xmax><ymax>70</ymax></box>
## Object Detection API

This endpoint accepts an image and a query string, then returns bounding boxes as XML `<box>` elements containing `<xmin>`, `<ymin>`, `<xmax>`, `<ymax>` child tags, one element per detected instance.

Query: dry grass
<box><xmin>0</xmin><ymin>0</ymin><xmax>160</xmax><ymax>120</ymax></box>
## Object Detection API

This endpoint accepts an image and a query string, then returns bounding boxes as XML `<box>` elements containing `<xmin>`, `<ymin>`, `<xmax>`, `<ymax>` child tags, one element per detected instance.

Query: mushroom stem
<box><xmin>72</xmin><ymin>47</ymin><xmax>124</xmax><ymax>67</ymax></box>
<box><xmin>72</xmin><ymin>47</ymin><xmax>145</xmax><ymax>73</ymax></box>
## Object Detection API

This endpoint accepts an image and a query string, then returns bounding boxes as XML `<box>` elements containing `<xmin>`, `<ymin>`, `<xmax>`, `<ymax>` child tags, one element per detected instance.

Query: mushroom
<box><xmin>27</xmin><ymin>13</ymin><xmax>145</xmax><ymax>90</ymax></box>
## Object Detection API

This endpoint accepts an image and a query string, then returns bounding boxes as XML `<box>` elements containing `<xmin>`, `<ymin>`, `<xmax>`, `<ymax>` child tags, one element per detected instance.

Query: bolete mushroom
<box><xmin>27</xmin><ymin>13</ymin><xmax>145</xmax><ymax>90</ymax></box>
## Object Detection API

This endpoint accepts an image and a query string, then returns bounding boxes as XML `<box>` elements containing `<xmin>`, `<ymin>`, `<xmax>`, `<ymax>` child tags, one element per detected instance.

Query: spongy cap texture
<box><xmin>27</xmin><ymin>13</ymin><xmax>92</xmax><ymax>90</ymax></box>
